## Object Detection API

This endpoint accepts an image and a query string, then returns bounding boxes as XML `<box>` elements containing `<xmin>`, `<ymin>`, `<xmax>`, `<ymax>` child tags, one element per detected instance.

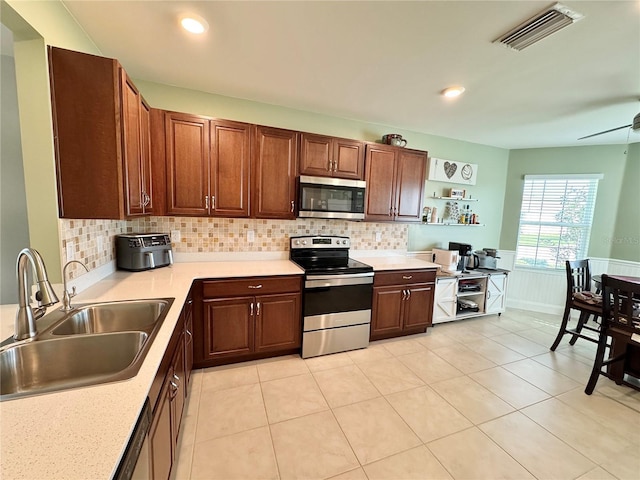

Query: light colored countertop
<box><xmin>353</xmin><ymin>254</ymin><xmax>440</xmax><ymax>272</ymax></box>
<box><xmin>0</xmin><ymin>260</ymin><xmax>303</xmax><ymax>480</ymax></box>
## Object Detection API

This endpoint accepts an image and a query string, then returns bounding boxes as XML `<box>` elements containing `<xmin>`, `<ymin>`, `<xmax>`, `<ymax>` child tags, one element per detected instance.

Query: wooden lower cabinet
<box><xmin>149</xmin><ymin>296</ymin><xmax>193</xmax><ymax>480</ymax></box>
<box><xmin>370</xmin><ymin>269</ymin><xmax>435</xmax><ymax>340</ymax></box>
<box><xmin>195</xmin><ymin>276</ymin><xmax>303</xmax><ymax>367</ymax></box>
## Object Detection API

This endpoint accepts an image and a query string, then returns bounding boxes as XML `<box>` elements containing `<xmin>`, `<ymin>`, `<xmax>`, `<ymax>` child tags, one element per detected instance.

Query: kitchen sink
<box><xmin>51</xmin><ymin>299</ymin><xmax>169</xmax><ymax>335</ymax></box>
<box><xmin>0</xmin><ymin>297</ymin><xmax>174</xmax><ymax>401</ymax></box>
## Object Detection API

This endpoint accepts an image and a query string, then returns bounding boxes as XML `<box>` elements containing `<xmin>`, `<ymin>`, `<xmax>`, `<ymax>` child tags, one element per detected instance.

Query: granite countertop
<box><xmin>0</xmin><ymin>260</ymin><xmax>303</xmax><ymax>480</ymax></box>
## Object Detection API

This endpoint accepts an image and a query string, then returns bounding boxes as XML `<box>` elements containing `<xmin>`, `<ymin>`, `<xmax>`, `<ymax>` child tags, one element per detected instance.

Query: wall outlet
<box><xmin>171</xmin><ymin>230</ymin><xmax>181</xmax><ymax>243</ymax></box>
<box><xmin>97</xmin><ymin>236</ymin><xmax>104</xmax><ymax>253</ymax></box>
<box><xmin>375</xmin><ymin>231</ymin><xmax>382</xmax><ymax>243</ymax></box>
<box><xmin>247</xmin><ymin>230</ymin><xmax>255</xmax><ymax>243</ymax></box>
<box><xmin>66</xmin><ymin>241</ymin><xmax>75</xmax><ymax>261</ymax></box>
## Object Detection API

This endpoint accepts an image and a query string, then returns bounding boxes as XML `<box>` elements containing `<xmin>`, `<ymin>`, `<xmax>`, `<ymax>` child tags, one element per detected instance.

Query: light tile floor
<box><xmin>171</xmin><ymin>309</ymin><xmax>640</xmax><ymax>480</ymax></box>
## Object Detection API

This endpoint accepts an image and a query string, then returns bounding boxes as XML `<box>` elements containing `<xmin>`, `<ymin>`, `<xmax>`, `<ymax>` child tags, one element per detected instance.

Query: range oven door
<box><xmin>302</xmin><ymin>273</ymin><xmax>373</xmax><ymax>358</ymax></box>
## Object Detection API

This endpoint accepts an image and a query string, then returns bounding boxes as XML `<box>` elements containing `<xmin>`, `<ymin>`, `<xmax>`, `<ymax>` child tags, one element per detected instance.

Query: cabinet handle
<box><xmin>205</xmin><ymin>195</ymin><xmax>209</xmax><ymax>209</ymax></box>
<box><xmin>256</xmin><ymin>302</ymin><xmax>261</xmax><ymax>316</ymax></box>
<box><xmin>170</xmin><ymin>380</ymin><xmax>179</xmax><ymax>399</ymax></box>
<box><xmin>402</xmin><ymin>289</ymin><xmax>407</xmax><ymax>300</ymax></box>
<box><xmin>250</xmin><ymin>302</ymin><xmax>254</xmax><ymax>316</ymax></box>
<box><xmin>402</xmin><ymin>275</ymin><xmax>413</xmax><ymax>280</ymax></box>
<box><xmin>332</xmin><ymin>160</ymin><xmax>337</xmax><ymax>171</ymax></box>
<box><xmin>211</xmin><ymin>195</ymin><xmax>215</xmax><ymax>210</ymax></box>
<box><xmin>487</xmin><ymin>290</ymin><xmax>492</xmax><ymax>299</ymax></box>
<box><xmin>248</xmin><ymin>284</ymin><xmax>262</xmax><ymax>289</ymax></box>
<box><xmin>173</xmin><ymin>373</ymin><xmax>180</xmax><ymax>383</ymax></box>
<box><xmin>407</xmin><ymin>289</ymin><xmax>411</xmax><ymax>299</ymax></box>
<box><xmin>389</xmin><ymin>206</ymin><xmax>393</xmax><ymax>216</ymax></box>
<box><xmin>291</xmin><ymin>200</ymin><xmax>295</xmax><ymax>213</ymax></box>
<box><xmin>186</xmin><ymin>329</ymin><xmax>192</xmax><ymax>340</ymax></box>
<box><xmin>327</xmin><ymin>159</ymin><xmax>332</xmax><ymax>171</ymax></box>
<box><xmin>142</xmin><ymin>192</ymin><xmax>150</xmax><ymax>206</ymax></box>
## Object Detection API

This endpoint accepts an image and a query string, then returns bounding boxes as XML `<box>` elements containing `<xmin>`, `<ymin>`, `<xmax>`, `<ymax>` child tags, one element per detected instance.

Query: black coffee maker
<box><xmin>448</xmin><ymin>241</ymin><xmax>473</xmax><ymax>272</ymax></box>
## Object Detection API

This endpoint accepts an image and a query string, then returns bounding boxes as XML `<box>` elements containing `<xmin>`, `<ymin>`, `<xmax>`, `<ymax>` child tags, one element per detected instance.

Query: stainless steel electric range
<box><xmin>289</xmin><ymin>235</ymin><xmax>374</xmax><ymax>358</ymax></box>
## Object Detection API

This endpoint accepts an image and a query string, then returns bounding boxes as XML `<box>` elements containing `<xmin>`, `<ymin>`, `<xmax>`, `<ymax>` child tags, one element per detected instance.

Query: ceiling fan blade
<box><xmin>578</xmin><ymin>124</ymin><xmax>632</xmax><ymax>140</ymax></box>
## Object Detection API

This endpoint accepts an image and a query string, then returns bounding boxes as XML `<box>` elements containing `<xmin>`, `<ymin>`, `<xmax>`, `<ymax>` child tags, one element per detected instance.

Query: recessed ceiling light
<box><xmin>442</xmin><ymin>86</ymin><xmax>465</xmax><ymax>98</ymax></box>
<box><xmin>180</xmin><ymin>15</ymin><xmax>209</xmax><ymax>34</ymax></box>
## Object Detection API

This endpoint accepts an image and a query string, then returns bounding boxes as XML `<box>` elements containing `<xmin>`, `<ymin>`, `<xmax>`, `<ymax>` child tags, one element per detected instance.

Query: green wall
<box><xmin>138</xmin><ymin>79</ymin><xmax>511</xmax><ymax>253</ymax></box>
<box><xmin>610</xmin><ymin>143</ymin><xmax>640</xmax><ymax>261</ymax></box>
<box><xmin>500</xmin><ymin>144</ymin><xmax>634</xmax><ymax>261</ymax></box>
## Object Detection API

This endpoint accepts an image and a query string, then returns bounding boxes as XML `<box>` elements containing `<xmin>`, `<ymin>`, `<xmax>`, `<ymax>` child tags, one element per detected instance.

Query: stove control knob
<box><xmin>342</xmin><ymin>240</ymin><xmax>348</xmax><ymax>245</ymax></box>
<box><xmin>302</xmin><ymin>240</ymin><xmax>307</xmax><ymax>245</ymax></box>
<box><xmin>294</xmin><ymin>240</ymin><xmax>300</xmax><ymax>245</ymax></box>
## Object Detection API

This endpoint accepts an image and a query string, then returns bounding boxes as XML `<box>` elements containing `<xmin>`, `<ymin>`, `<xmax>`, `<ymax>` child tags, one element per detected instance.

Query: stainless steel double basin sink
<box><xmin>0</xmin><ymin>298</ymin><xmax>174</xmax><ymax>401</ymax></box>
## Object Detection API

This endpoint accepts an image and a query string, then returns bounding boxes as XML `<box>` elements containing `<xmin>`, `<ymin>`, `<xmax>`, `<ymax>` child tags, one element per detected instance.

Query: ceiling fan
<box><xmin>578</xmin><ymin>111</ymin><xmax>640</xmax><ymax>140</ymax></box>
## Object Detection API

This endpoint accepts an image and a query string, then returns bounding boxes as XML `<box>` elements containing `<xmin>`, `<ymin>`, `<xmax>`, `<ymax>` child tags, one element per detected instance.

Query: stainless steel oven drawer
<box><xmin>303</xmin><ymin>310</ymin><xmax>370</xmax><ymax>332</ymax></box>
<box><xmin>302</xmin><ymin>323</ymin><xmax>370</xmax><ymax>358</ymax></box>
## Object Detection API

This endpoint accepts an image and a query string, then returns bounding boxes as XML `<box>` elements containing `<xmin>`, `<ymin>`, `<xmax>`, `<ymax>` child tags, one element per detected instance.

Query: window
<box><xmin>515</xmin><ymin>174</ymin><xmax>602</xmax><ymax>269</ymax></box>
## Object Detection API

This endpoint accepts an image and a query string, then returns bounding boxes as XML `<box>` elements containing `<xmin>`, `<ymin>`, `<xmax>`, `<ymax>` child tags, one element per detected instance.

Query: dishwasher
<box><xmin>114</xmin><ymin>397</ymin><xmax>152</xmax><ymax>480</ymax></box>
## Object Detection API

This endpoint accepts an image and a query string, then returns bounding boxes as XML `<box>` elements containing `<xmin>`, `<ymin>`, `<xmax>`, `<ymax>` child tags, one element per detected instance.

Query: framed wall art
<box><xmin>427</xmin><ymin>157</ymin><xmax>478</xmax><ymax>185</ymax></box>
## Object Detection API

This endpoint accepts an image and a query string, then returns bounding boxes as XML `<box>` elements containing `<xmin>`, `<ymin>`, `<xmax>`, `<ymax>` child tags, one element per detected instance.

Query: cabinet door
<box><xmin>364</xmin><ymin>146</ymin><xmax>397</xmax><ymax>221</ymax></box>
<box><xmin>299</xmin><ymin>133</ymin><xmax>332</xmax><ymax>177</ymax></box>
<box><xmin>252</xmin><ymin>126</ymin><xmax>298</xmax><ymax>219</ymax></box>
<box><xmin>395</xmin><ymin>150</ymin><xmax>426</xmax><ymax>222</ymax></box>
<box><xmin>139</xmin><ymin>99</ymin><xmax>153</xmax><ymax>214</ymax></box>
<box><xmin>170</xmin><ymin>336</ymin><xmax>186</xmax><ymax>445</ymax></box>
<box><xmin>255</xmin><ymin>293</ymin><xmax>301</xmax><ymax>353</ymax></box>
<box><xmin>165</xmin><ymin>112</ymin><xmax>210</xmax><ymax>216</ymax></box>
<box><xmin>203</xmin><ymin>296</ymin><xmax>254</xmax><ymax>359</ymax></box>
<box><xmin>211</xmin><ymin>120</ymin><xmax>251</xmax><ymax>217</ymax></box>
<box><xmin>184</xmin><ymin>298</ymin><xmax>194</xmax><ymax>390</ymax></box>
<box><xmin>371</xmin><ymin>286</ymin><xmax>404</xmax><ymax>338</ymax></box>
<box><xmin>121</xmin><ymin>69</ymin><xmax>144</xmax><ymax>216</ymax></box>
<box><xmin>485</xmin><ymin>274</ymin><xmax>507</xmax><ymax>314</ymax></box>
<box><xmin>403</xmin><ymin>283</ymin><xmax>434</xmax><ymax>329</ymax></box>
<box><xmin>333</xmin><ymin>138</ymin><xmax>364</xmax><ymax>180</ymax></box>
<box><xmin>150</xmin><ymin>375</ymin><xmax>173</xmax><ymax>480</ymax></box>
<box><xmin>434</xmin><ymin>278</ymin><xmax>457</xmax><ymax>323</ymax></box>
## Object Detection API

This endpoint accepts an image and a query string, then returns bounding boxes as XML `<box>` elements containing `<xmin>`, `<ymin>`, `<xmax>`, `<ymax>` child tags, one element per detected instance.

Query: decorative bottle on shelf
<box><xmin>431</xmin><ymin>207</ymin><xmax>438</xmax><ymax>223</ymax></box>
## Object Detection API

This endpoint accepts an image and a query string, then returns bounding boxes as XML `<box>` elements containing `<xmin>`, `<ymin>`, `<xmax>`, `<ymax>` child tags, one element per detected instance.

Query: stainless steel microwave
<box><xmin>298</xmin><ymin>175</ymin><xmax>366</xmax><ymax>220</ymax></box>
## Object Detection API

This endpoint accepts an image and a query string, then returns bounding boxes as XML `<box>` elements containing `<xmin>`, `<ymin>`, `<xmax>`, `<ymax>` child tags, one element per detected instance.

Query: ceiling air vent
<box><xmin>494</xmin><ymin>3</ymin><xmax>584</xmax><ymax>51</ymax></box>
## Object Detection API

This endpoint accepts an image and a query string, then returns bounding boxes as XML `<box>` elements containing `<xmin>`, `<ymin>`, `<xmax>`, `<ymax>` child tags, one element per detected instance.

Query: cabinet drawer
<box><xmin>203</xmin><ymin>276</ymin><xmax>302</xmax><ymax>298</ymax></box>
<box><xmin>374</xmin><ymin>269</ymin><xmax>436</xmax><ymax>287</ymax></box>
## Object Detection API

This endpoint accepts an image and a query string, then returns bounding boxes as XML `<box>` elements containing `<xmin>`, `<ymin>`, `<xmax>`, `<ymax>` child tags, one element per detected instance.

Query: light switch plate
<box><xmin>375</xmin><ymin>232</ymin><xmax>382</xmax><ymax>242</ymax></box>
<box><xmin>66</xmin><ymin>241</ymin><xmax>75</xmax><ymax>261</ymax></box>
<box><xmin>247</xmin><ymin>230</ymin><xmax>255</xmax><ymax>243</ymax></box>
<box><xmin>171</xmin><ymin>230</ymin><xmax>181</xmax><ymax>243</ymax></box>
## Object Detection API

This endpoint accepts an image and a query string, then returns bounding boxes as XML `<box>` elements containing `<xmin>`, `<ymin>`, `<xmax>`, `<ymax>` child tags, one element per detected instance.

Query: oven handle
<box><xmin>305</xmin><ymin>273</ymin><xmax>374</xmax><ymax>289</ymax></box>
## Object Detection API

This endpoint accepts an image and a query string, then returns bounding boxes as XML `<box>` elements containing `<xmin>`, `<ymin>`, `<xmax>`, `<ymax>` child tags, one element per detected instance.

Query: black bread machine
<box><xmin>116</xmin><ymin>233</ymin><xmax>173</xmax><ymax>271</ymax></box>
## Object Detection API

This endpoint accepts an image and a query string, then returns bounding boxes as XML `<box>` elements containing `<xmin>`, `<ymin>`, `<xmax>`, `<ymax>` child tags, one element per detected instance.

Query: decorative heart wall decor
<box><xmin>443</xmin><ymin>161</ymin><xmax>457</xmax><ymax>179</ymax></box>
<box><xmin>427</xmin><ymin>158</ymin><xmax>478</xmax><ymax>185</ymax></box>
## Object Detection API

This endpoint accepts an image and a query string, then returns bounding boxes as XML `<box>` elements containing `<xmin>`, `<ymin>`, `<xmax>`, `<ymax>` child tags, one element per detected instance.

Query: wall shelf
<box><xmin>430</xmin><ymin>196</ymin><xmax>479</xmax><ymax>202</ymax></box>
<box><xmin>420</xmin><ymin>223</ymin><xmax>485</xmax><ymax>227</ymax></box>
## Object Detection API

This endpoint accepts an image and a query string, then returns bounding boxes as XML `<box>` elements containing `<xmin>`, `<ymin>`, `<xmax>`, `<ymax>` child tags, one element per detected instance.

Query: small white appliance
<box><xmin>432</xmin><ymin>248</ymin><xmax>460</xmax><ymax>273</ymax></box>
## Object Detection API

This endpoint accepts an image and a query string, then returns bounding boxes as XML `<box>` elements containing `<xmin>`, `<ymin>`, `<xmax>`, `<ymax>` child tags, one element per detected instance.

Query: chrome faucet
<box><xmin>15</xmin><ymin>248</ymin><xmax>59</xmax><ymax>340</ymax></box>
<box><xmin>61</xmin><ymin>260</ymin><xmax>89</xmax><ymax>311</ymax></box>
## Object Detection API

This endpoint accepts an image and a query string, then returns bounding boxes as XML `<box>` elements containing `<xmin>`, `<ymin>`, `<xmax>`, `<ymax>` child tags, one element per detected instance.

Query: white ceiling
<box><xmin>60</xmin><ymin>0</ymin><xmax>640</xmax><ymax>150</ymax></box>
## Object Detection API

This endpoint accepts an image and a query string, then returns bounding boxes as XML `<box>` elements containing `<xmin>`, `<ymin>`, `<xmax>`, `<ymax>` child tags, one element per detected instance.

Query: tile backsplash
<box><xmin>59</xmin><ymin>217</ymin><xmax>408</xmax><ymax>278</ymax></box>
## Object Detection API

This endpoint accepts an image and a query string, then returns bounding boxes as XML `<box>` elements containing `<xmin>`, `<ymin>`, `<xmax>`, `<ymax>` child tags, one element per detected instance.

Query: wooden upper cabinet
<box><xmin>252</xmin><ymin>126</ymin><xmax>298</xmax><ymax>219</ymax></box>
<box><xmin>165</xmin><ymin>112</ymin><xmax>210</xmax><ymax>216</ymax></box>
<box><xmin>395</xmin><ymin>149</ymin><xmax>427</xmax><ymax>222</ymax></box>
<box><xmin>211</xmin><ymin>120</ymin><xmax>251</xmax><ymax>218</ymax></box>
<box><xmin>364</xmin><ymin>145</ymin><xmax>397</xmax><ymax>221</ymax></box>
<box><xmin>50</xmin><ymin>46</ymin><xmax>155</xmax><ymax>219</ymax></box>
<box><xmin>121</xmin><ymin>71</ymin><xmax>153</xmax><ymax>216</ymax></box>
<box><xmin>300</xmin><ymin>133</ymin><xmax>364</xmax><ymax>180</ymax></box>
<box><xmin>364</xmin><ymin>144</ymin><xmax>426</xmax><ymax>222</ymax></box>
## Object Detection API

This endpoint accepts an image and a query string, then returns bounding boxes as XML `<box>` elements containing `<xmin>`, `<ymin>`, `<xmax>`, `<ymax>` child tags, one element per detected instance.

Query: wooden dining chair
<box><xmin>585</xmin><ymin>274</ymin><xmax>640</xmax><ymax>394</ymax></box>
<box><xmin>550</xmin><ymin>259</ymin><xmax>602</xmax><ymax>351</ymax></box>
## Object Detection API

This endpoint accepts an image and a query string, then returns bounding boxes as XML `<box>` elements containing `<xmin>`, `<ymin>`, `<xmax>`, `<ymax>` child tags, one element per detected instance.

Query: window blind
<box><xmin>515</xmin><ymin>174</ymin><xmax>602</xmax><ymax>269</ymax></box>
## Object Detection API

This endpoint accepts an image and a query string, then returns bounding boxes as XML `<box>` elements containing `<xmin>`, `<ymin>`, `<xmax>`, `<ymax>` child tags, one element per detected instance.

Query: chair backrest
<box><xmin>601</xmin><ymin>274</ymin><xmax>640</xmax><ymax>335</ymax></box>
<box><xmin>566</xmin><ymin>259</ymin><xmax>591</xmax><ymax>300</ymax></box>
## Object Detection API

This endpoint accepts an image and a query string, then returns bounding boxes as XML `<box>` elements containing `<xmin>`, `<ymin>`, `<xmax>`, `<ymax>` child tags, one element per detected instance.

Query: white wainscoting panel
<box><xmin>499</xmin><ymin>251</ymin><xmax>640</xmax><ymax>315</ymax></box>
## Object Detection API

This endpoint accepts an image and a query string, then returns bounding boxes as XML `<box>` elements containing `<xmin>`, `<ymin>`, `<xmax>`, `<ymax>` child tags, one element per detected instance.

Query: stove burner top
<box><xmin>289</xmin><ymin>235</ymin><xmax>373</xmax><ymax>276</ymax></box>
